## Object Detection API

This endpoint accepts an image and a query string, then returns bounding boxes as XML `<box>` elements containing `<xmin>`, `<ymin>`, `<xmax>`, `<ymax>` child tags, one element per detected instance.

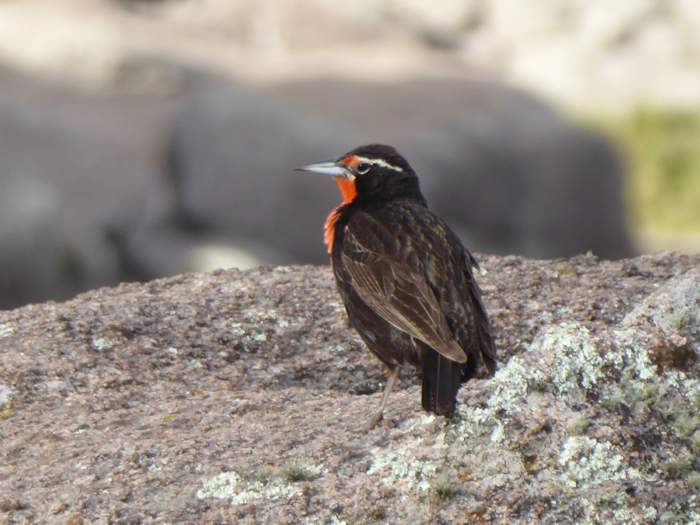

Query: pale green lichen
<box><xmin>486</xmin><ymin>356</ymin><xmax>536</xmax><ymax>413</ymax></box>
<box><xmin>365</xmin><ymin>438</ymin><xmax>437</xmax><ymax>491</ymax></box>
<box><xmin>197</xmin><ymin>471</ymin><xmax>242</xmax><ymax>500</ymax></box>
<box><xmin>673</xmin><ymin>413</ymin><xmax>700</xmax><ymax>438</ymax></box>
<box><xmin>231</xmin><ymin>307</ymin><xmax>299</xmax><ymax>346</ymax></box>
<box><xmin>468</xmin><ymin>322</ymin><xmax>700</xmax><ymax>448</ymax></box>
<box><xmin>251</xmin><ymin>332</ymin><xmax>267</xmax><ymax>342</ymax></box>
<box><xmin>542</xmin><ymin>325</ymin><xmax>610</xmax><ymax>392</ymax></box>
<box><xmin>636</xmin><ymin>383</ymin><xmax>661</xmax><ymax>405</ymax></box>
<box><xmin>196</xmin><ymin>315</ymin><xmax>700</xmax><ymax>521</ymax></box>
<box><xmin>243</xmin><ymin>308</ymin><xmax>279</xmax><ymax>322</ymax></box>
<box><xmin>243</xmin><ymin>308</ymin><xmax>300</xmax><ymax>331</ymax></box>
<box><xmin>0</xmin><ymin>385</ymin><xmax>16</xmax><ymax>409</ymax></box>
<box><xmin>0</xmin><ymin>385</ymin><xmax>15</xmax><ymax>419</ymax></box>
<box><xmin>456</xmin><ymin>323</ymin><xmax>609</xmax><ymax>443</ymax></box>
<box><xmin>584</xmin><ymin>504</ymin><xmax>662</xmax><ymax>525</ymax></box>
<box><xmin>186</xmin><ymin>358</ymin><xmax>204</xmax><ymax>369</ymax></box>
<box><xmin>303</xmin><ymin>515</ymin><xmax>347</xmax><ymax>525</ymax></box>
<box><xmin>360</xmin><ymin>415</ymin><xmax>461</xmax><ymax>494</ymax></box>
<box><xmin>230</xmin><ymin>322</ymin><xmax>246</xmax><ymax>337</ymax></box>
<box><xmin>0</xmin><ymin>323</ymin><xmax>13</xmax><ymax>338</ymax></box>
<box><xmin>558</xmin><ymin>436</ymin><xmax>643</xmax><ymax>488</ymax></box>
<box><xmin>617</xmin><ymin>334</ymin><xmax>659</xmax><ymax>381</ymax></box>
<box><xmin>444</xmin><ymin>320</ymin><xmax>700</xmax><ymax>522</ymax></box>
<box><xmin>197</xmin><ymin>465</ymin><xmax>322</xmax><ymax>505</ymax></box>
<box><xmin>92</xmin><ymin>337</ymin><xmax>114</xmax><ymax>351</ymax></box>
<box><xmin>498</xmin><ymin>323</ymin><xmax>609</xmax><ymax>407</ymax></box>
<box><xmin>691</xmin><ymin>430</ymin><xmax>700</xmax><ymax>454</ymax></box>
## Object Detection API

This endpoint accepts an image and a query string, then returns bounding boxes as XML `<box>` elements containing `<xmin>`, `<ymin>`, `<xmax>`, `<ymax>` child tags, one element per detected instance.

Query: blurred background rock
<box><xmin>0</xmin><ymin>0</ymin><xmax>698</xmax><ymax>309</ymax></box>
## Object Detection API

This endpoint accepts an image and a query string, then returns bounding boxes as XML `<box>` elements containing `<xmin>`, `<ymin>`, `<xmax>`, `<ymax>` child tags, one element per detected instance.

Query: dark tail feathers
<box><xmin>421</xmin><ymin>347</ymin><xmax>463</xmax><ymax>417</ymax></box>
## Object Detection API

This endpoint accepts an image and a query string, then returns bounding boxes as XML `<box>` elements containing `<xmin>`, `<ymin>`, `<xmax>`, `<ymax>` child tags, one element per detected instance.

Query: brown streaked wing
<box><xmin>340</xmin><ymin>213</ymin><xmax>467</xmax><ymax>364</ymax></box>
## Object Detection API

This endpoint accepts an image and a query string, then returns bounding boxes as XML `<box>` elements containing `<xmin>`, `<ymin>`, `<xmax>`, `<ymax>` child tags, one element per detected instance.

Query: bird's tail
<box><xmin>420</xmin><ymin>347</ymin><xmax>462</xmax><ymax>417</ymax></box>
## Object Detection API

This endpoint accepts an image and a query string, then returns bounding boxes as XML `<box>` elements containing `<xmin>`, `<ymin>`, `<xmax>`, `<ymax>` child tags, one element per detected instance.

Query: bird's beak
<box><xmin>293</xmin><ymin>160</ymin><xmax>353</xmax><ymax>179</ymax></box>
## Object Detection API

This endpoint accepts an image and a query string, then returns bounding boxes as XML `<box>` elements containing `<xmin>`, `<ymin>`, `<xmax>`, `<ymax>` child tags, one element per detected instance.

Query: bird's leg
<box><xmin>363</xmin><ymin>366</ymin><xmax>401</xmax><ymax>431</ymax></box>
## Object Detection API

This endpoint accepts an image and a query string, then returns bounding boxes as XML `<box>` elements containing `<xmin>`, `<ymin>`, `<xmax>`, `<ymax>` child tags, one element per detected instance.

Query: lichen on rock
<box><xmin>2</xmin><ymin>254</ymin><xmax>700</xmax><ymax>523</ymax></box>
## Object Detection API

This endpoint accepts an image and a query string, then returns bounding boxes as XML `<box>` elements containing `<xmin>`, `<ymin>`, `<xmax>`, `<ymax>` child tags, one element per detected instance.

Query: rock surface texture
<box><xmin>1</xmin><ymin>252</ymin><xmax>700</xmax><ymax>524</ymax></box>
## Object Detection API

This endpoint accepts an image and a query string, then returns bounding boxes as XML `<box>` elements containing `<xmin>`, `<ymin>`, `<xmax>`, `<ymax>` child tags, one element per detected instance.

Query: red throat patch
<box><xmin>334</xmin><ymin>175</ymin><xmax>358</xmax><ymax>205</ymax></box>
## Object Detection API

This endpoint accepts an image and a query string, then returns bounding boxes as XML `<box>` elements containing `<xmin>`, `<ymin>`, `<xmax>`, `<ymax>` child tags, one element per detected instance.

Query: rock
<box><xmin>161</xmin><ymin>75</ymin><xmax>360</xmax><ymax>267</ymax></box>
<box><xmin>0</xmin><ymin>251</ymin><xmax>699</xmax><ymax>523</ymax></box>
<box><xmin>263</xmin><ymin>77</ymin><xmax>552</xmax><ymax>143</ymax></box>
<box><xmin>0</xmin><ymin>69</ymin><xmax>636</xmax><ymax>308</ymax></box>
<box><xmin>2</xmin><ymin>0</ymin><xmax>699</xmax><ymax>110</ymax></box>
<box><xmin>623</xmin><ymin>267</ymin><xmax>700</xmax><ymax>337</ymax></box>
<box><xmin>165</xmin><ymin>75</ymin><xmax>634</xmax><ymax>265</ymax></box>
<box><xmin>123</xmin><ymin>225</ymin><xmax>296</xmax><ymax>280</ymax></box>
<box><xmin>409</xmin><ymin>105</ymin><xmax>633</xmax><ymax>259</ymax></box>
<box><xmin>0</xmin><ymin>384</ymin><xmax>15</xmax><ymax>409</ymax></box>
<box><xmin>0</xmin><ymin>67</ymin><xmax>178</xmax><ymax>308</ymax></box>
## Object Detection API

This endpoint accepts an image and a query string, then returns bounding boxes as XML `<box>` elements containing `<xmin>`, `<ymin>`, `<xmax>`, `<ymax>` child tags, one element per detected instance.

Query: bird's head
<box><xmin>295</xmin><ymin>143</ymin><xmax>424</xmax><ymax>205</ymax></box>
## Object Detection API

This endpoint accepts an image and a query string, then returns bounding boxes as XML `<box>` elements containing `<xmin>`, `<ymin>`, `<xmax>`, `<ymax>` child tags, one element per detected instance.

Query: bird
<box><xmin>295</xmin><ymin>143</ymin><xmax>496</xmax><ymax>429</ymax></box>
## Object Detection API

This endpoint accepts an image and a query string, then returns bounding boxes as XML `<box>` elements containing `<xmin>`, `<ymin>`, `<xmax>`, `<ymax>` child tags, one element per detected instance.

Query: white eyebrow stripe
<box><xmin>355</xmin><ymin>157</ymin><xmax>404</xmax><ymax>172</ymax></box>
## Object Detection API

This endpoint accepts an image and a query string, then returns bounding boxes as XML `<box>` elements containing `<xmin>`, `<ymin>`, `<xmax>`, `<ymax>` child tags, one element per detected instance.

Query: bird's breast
<box><xmin>324</xmin><ymin>207</ymin><xmax>344</xmax><ymax>255</ymax></box>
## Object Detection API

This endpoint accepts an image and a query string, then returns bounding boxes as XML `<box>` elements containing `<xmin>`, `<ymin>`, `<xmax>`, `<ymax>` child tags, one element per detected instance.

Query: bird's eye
<box><xmin>356</xmin><ymin>162</ymin><xmax>371</xmax><ymax>174</ymax></box>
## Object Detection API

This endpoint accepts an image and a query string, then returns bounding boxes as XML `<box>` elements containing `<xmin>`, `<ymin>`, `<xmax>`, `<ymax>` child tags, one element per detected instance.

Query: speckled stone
<box><xmin>0</xmin><ymin>253</ymin><xmax>699</xmax><ymax>524</ymax></box>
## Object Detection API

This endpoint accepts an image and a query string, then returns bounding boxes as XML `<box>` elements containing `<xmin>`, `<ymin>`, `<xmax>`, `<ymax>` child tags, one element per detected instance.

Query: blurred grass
<box><xmin>582</xmin><ymin>107</ymin><xmax>700</xmax><ymax>234</ymax></box>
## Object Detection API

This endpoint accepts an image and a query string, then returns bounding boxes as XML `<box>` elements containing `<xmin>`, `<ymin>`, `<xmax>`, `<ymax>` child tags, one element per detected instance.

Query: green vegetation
<box><xmin>637</xmin><ymin>383</ymin><xmax>661</xmax><ymax>405</ymax></box>
<box><xmin>674</xmin><ymin>414</ymin><xmax>700</xmax><ymax>439</ymax></box>
<box><xmin>591</xmin><ymin>490</ymin><xmax>619</xmax><ymax>511</ymax></box>
<box><xmin>236</xmin><ymin>465</ymin><xmax>252</xmax><ymax>479</ymax></box>
<box><xmin>567</xmin><ymin>417</ymin><xmax>590</xmax><ymax>436</ymax></box>
<box><xmin>670</xmin><ymin>309</ymin><xmax>692</xmax><ymax>331</ymax></box>
<box><xmin>582</xmin><ymin>106</ymin><xmax>700</xmax><ymax>232</ymax></box>
<box><xmin>691</xmin><ymin>430</ymin><xmax>700</xmax><ymax>455</ymax></box>
<box><xmin>686</xmin><ymin>471</ymin><xmax>700</xmax><ymax>491</ymax></box>
<box><xmin>281</xmin><ymin>462</ymin><xmax>315</xmax><ymax>483</ymax></box>
<box><xmin>430</xmin><ymin>473</ymin><xmax>458</xmax><ymax>500</ymax></box>
<box><xmin>654</xmin><ymin>451</ymin><xmax>695</xmax><ymax>479</ymax></box>
<box><xmin>368</xmin><ymin>505</ymin><xmax>388</xmax><ymax>521</ymax></box>
<box><xmin>256</xmin><ymin>466</ymin><xmax>274</xmax><ymax>485</ymax></box>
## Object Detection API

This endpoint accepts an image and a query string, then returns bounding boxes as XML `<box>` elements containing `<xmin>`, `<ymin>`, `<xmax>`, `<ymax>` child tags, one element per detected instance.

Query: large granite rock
<box><xmin>160</xmin><ymin>76</ymin><xmax>360</xmax><ymax>267</ymax></box>
<box><xmin>0</xmin><ymin>68</ymin><xmax>178</xmax><ymax>309</ymax></box>
<box><xmin>163</xmin><ymin>76</ymin><xmax>634</xmax><ymax>267</ymax></box>
<box><xmin>409</xmin><ymin>105</ymin><xmax>632</xmax><ymax>259</ymax></box>
<box><xmin>0</xmin><ymin>70</ymin><xmax>635</xmax><ymax>309</ymax></box>
<box><xmin>1</xmin><ymin>252</ymin><xmax>699</xmax><ymax>523</ymax></box>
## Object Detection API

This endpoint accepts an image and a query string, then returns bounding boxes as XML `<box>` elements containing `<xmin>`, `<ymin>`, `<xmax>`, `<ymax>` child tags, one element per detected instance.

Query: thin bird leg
<box><xmin>364</xmin><ymin>366</ymin><xmax>401</xmax><ymax>431</ymax></box>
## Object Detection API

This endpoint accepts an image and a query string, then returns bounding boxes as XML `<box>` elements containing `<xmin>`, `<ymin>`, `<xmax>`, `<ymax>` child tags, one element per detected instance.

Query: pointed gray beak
<box><xmin>293</xmin><ymin>160</ymin><xmax>352</xmax><ymax>178</ymax></box>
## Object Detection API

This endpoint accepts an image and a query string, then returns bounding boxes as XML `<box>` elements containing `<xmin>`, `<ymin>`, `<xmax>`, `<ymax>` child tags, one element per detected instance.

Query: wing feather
<box><xmin>340</xmin><ymin>214</ymin><xmax>467</xmax><ymax>364</ymax></box>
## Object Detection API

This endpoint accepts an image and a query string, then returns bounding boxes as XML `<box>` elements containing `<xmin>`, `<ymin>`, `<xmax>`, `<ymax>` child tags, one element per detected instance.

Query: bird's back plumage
<box><xmin>331</xmin><ymin>199</ymin><xmax>495</xmax><ymax>417</ymax></box>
